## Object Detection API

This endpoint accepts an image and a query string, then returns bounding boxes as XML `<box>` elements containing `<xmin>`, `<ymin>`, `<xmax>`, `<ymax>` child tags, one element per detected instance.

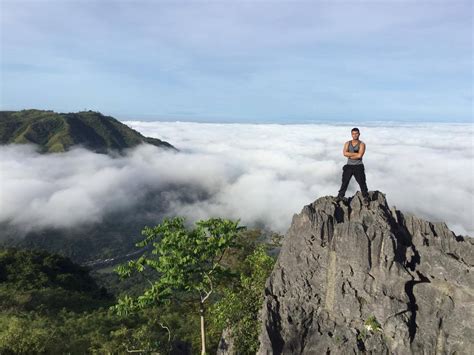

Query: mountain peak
<box><xmin>0</xmin><ymin>109</ymin><xmax>176</xmax><ymax>154</ymax></box>
<box><xmin>258</xmin><ymin>191</ymin><xmax>473</xmax><ymax>354</ymax></box>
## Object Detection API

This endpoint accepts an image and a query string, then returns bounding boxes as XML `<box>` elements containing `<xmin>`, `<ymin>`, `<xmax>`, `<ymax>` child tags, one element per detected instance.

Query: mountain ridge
<box><xmin>0</xmin><ymin>109</ymin><xmax>176</xmax><ymax>154</ymax></box>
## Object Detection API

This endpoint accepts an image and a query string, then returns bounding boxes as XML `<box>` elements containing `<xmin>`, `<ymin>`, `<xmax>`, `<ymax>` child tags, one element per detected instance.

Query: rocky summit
<box><xmin>258</xmin><ymin>191</ymin><xmax>473</xmax><ymax>354</ymax></box>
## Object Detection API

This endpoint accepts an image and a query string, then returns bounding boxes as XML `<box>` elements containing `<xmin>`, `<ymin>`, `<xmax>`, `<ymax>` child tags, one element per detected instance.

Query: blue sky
<box><xmin>1</xmin><ymin>0</ymin><xmax>472</xmax><ymax>122</ymax></box>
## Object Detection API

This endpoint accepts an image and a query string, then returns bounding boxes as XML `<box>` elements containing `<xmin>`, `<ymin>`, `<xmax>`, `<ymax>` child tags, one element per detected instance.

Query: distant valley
<box><xmin>0</xmin><ymin>109</ymin><xmax>178</xmax><ymax>264</ymax></box>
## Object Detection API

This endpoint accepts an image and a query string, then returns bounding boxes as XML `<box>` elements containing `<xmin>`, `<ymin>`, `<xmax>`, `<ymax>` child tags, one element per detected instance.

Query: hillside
<box><xmin>0</xmin><ymin>248</ymin><xmax>111</xmax><ymax>314</ymax></box>
<box><xmin>0</xmin><ymin>247</ymin><xmax>165</xmax><ymax>353</ymax></box>
<box><xmin>0</xmin><ymin>109</ymin><xmax>176</xmax><ymax>153</ymax></box>
<box><xmin>0</xmin><ymin>228</ymin><xmax>275</xmax><ymax>354</ymax></box>
<box><xmin>257</xmin><ymin>191</ymin><xmax>473</xmax><ymax>354</ymax></box>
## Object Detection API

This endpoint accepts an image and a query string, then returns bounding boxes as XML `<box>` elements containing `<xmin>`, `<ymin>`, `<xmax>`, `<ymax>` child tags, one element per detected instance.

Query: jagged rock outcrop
<box><xmin>258</xmin><ymin>191</ymin><xmax>473</xmax><ymax>354</ymax></box>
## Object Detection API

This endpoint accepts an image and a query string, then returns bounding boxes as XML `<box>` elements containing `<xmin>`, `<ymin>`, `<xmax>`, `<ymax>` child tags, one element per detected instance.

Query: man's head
<box><xmin>351</xmin><ymin>127</ymin><xmax>360</xmax><ymax>140</ymax></box>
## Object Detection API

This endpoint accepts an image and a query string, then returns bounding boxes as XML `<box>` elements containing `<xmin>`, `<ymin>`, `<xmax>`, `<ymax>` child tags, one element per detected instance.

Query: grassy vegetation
<box><xmin>0</xmin><ymin>109</ymin><xmax>175</xmax><ymax>154</ymax></box>
<box><xmin>0</xmin><ymin>225</ymin><xmax>279</xmax><ymax>354</ymax></box>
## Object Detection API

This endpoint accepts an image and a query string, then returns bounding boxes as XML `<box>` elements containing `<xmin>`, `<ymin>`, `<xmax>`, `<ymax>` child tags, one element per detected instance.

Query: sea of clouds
<box><xmin>0</xmin><ymin>121</ymin><xmax>472</xmax><ymax>237</ymax></box>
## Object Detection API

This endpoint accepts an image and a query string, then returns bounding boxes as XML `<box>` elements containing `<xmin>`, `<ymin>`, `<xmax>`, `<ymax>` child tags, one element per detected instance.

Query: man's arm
<box><xmin>342</xmin><ymin>142</ymin><xmax>351</xmax><ymax>157</ymax></box>
<box><xmin>343</xmin><ymin>142</ymin><xmax>366</xmax><ymax>159</ymax></box>
<box><xmin>351</xmin><ymin>142</ymin><xmax>365</xmax><ymax>159</ymax></box>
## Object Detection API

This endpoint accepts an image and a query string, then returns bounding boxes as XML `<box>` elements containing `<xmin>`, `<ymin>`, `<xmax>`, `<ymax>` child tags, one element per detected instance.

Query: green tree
<box><xmin>210</xmin><ymin>245</ymin><xmax>276</xmax><ymax>354</ymax></box>
<box><xmin>113</xmin><ymin>217</ymin><xmax>245</xmax><ymax>355</ymax></box>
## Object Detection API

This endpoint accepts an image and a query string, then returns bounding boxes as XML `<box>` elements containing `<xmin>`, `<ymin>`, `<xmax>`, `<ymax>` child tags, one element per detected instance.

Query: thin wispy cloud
<box><xmin>1</xmin><ymin>122</ymin><xmax>472</xmax><ymax>237</ymax></box>
<box><xmin>1</xmin><ymin>1</ymin><xmax>471</xmax><ymax>121</ymax></box>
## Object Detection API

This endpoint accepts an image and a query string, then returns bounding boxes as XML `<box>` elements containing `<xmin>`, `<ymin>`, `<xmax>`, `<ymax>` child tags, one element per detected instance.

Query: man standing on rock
<box><xmin>336</xmin><ymin>128</ymin><xmax>370</xmax><ymax>205</ymax></box>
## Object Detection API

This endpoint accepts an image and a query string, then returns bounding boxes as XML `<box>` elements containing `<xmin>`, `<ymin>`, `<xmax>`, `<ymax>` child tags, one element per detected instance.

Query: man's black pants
<box><xmin>337</xmin><ymin>164</ymin><xmax>369</xmax><ymax>198</ymax></box>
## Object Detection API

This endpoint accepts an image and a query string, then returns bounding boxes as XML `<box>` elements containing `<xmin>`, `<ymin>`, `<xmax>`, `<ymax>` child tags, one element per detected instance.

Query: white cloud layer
<box><xmin>0</xmin><ymin>122</ymin><xmax>473</xmax><ymax>237</ymax></box>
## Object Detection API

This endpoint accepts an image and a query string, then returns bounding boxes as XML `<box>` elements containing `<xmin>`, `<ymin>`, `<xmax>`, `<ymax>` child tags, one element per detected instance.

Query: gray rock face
<box><xmin>258</xmin><ymin>191</ymin><xmax>473</xmax><ymax>354</ymax></box>
<box><xmin>217</xmin><ymin>327</ymin><xmax>235</xmax><ymax>355</ymax></box>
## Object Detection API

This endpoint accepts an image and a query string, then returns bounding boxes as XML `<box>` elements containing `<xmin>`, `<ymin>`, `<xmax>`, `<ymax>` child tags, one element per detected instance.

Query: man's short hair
<box><xmin>351</xmin><ymin>127</ymin><xmax>360</xmax><ymax>133</ymax></box>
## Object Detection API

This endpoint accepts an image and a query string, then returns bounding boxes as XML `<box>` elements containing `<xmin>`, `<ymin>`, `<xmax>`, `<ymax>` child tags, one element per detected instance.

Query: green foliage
<box><xmin>113</xmin><ymin>217</ymin><xmax>245</xmax><ymax>315</ymax></box>
<box><xmin>0</xmin><ymin>248</ymin><xmax>110</xmax><ymax>314</ymax></box>
<box><xmin>0</xmin><ymin>313</ymin><xmax>61</xmax><ymax>353</ymax></box>
<box><xmin>364</xmin><ymin>315</ymin><xmax>382</xmax><ymax>332</ymax></box>
<box><xmin>357</xmin><ymin>315</ymin><xmax>382</xmax><ymax>342</ymax></box>
<box><xmin>209</xmin><ymin>245</ymin><xmax>276</xmax><ymax>354</ymax></box>
<box><xmin>0</xmin><ymin>247</ymin><xmax>188</xmax><ymax>353</ymax></box>
<box><xmin>0</xmin><ymin>308</ymin><xmax>184</xmax><ymax>354</ymax></box>
<box><xmin>0</xmin><ymin>248</ymin><xmax>102</xmax><ymax>292</ymax></box>
<box><xmin>113</xmin><ymin>217</ymin><xmax>247</xmax><ymax>353</ymax></box>
<box><xmin>0</xmin><ymin>223</ymin><xmax>278</xmax><ymax>354</ymax></box>
<box><xmin>0</xmin><ymin>109</ymin><xmax>175</xmax><ymax>154</ymax></box>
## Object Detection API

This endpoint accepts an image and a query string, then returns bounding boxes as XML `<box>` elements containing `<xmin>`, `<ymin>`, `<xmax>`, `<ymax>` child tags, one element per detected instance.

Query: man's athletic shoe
<box><xmin>335</xmin><ymin>196</ymin><xmax>345</xmax><ymax>203</ymax></box>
